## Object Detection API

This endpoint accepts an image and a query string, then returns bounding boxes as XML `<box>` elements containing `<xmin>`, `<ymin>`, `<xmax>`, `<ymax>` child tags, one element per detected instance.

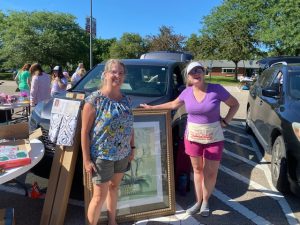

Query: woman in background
<box><xmin>71</xmin><ymin>67</ymin><xmax>86</xmax><ymax>87</ymax></box>
<box><xmin>15</xmin><ymin>63</ymin><xmax>31</xmax><ymax>95</ymax></box>
<box><xmin>29</xmin><ymin>63</ymin><xmax>51</xmax><ymax>107</ymax></box>
<box><xmin>51</xmin><ymin>65</ymin><xmax>68</xmax><ymax>96</ymax></box>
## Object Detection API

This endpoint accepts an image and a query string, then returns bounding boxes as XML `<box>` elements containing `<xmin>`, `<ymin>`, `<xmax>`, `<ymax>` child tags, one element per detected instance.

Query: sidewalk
<box><xmin>0</xmin><ymin>80</ymin><xmax>18</xmax><ymax>95</ymax></box>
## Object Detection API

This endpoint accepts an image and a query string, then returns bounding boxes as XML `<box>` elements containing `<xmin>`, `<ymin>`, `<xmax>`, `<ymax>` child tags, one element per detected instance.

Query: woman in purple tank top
<box><xmin>141</xmin><ymin>61</ymin><xmax>239</xmax><ymax>217</ymax></box>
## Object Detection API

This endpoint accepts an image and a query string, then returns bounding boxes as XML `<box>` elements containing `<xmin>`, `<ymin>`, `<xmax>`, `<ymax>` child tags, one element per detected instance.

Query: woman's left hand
<box><xmin>129</xmin><ymin>148</ymin><xmax>135</xmax><ymax>161</ymax></box>
<box><xmin>220</xmin><ymin>118</ymin><xmax>228</xmax><ymax>128</ymax></box>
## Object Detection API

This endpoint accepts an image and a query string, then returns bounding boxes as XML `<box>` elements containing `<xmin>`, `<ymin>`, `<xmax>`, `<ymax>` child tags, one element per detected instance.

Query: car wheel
<box><xmin>245</xmin><ymin>107</ymin><xmax>252</xmax><ymax>133</ymax></box>
<box><xmin>271</xmin><ymin>135</ymin><xmax>289</xmax><ymax>193</ymax></box>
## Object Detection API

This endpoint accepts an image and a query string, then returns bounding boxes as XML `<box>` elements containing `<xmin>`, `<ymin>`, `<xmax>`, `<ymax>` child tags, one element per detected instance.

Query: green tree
<box><xmin>198</xmin><ymin>0</ymin><xmax>259</xmax><ymax>80</ymax></box>
<box><xmin>93</xmin><ymin>38</ymin><xmax>116</xmax><ymax>63</ymax></box>
<box><xmin>0</xmin><ymin>11</ymin><xmax>89</xmax><ymax>70</ymax></box>
<box><xmin>241</xmin><ymin>0</ymin><xmax>300</xmax><ymax>55</ymax></box>
<box><xmin>146</xmin><ymin>26</ymin><xmax>186</xmax><ymax>52</ymax></box>
<box><xmin>109</xmin><ymin>33</ymin><xmax>148</xmax><ymax>59</ymax></box>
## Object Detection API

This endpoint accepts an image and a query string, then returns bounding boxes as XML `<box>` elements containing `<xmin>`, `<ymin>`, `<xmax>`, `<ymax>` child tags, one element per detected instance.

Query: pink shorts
<box><xmin>184</xmin><ymin>138</ymin><xmax>224</xmax><ymax>161</ymax></box>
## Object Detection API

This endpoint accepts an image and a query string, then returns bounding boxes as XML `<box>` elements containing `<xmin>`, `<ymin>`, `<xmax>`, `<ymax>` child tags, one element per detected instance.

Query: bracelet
<box><xmin>131</xmin><ymin>146</ymin><xmax>136</xmax><ymax>149</ymax></box>
<box><xmin>222</xmin><ymin>119</ymin><xmax>229</xmax><ymax>126</ymax></box>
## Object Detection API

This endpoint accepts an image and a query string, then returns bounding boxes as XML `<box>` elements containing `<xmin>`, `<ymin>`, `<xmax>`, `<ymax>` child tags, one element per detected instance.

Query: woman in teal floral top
<box><xmin>81</xmin><ymin>59</ymin><xmax>134</xmax><ymax>225</ymax></box>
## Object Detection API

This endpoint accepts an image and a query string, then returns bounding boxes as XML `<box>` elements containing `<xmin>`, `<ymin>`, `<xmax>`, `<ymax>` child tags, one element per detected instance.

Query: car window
<box><xmin>269</xmin><ymin>71</ymin><xmax>284</xmax><ymax>93</ymax></box>
<box><xmin>288</xmin><ymin>71</ymin><xmax>300</xmax><ymax>99</ymax></box>
<box><xmin>258</xmin><ymin>67</ymin><xmax>277</xmax><ymax>87</ymax></box>
<box><xmin>73</xmin><ymin>64</ymin><xmax>168</xmax><ymax>97</ymax></box>
<box><xmin>74</xmin><ymin>64</ymin><xmax>104</xmax><ymax>93</ymax></box>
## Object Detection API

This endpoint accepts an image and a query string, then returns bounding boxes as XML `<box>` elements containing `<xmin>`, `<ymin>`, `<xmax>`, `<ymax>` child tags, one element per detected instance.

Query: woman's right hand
<box><xmin>140</xmin><ymin>103</ymin><xmax>152</xmax><ymax>109</ymax></box>
<box><xmin>84</xmin><ymin>160</ymin><xmax>96</xmax><ymax>174</ymax></box>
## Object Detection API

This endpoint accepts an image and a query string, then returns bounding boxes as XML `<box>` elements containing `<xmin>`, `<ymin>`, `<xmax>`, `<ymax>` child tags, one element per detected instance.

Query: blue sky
<box><xmin>1</xmin><ymin>0</ymin><xmax>222</xmax><ymax>39</ymax></box>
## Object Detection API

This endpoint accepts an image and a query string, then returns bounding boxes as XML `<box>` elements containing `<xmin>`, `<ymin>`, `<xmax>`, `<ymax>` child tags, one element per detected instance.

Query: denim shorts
<box><xmin>91</xmin><ymin>155</ymin><xmax>130</xmax><ymax>184</ymax></box>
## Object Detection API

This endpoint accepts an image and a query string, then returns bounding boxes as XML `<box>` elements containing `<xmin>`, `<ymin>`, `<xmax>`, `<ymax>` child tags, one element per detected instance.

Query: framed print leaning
<box><xmin>83</xmin><ymin>108</ymin><xmax>175</xmax><ymax>224</ymax></box>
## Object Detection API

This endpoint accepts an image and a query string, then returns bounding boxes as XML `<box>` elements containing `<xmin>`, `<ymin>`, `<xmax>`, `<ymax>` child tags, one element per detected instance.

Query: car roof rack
<box><xmin>270</xmin><ymin>61</ymin><xmax>288</xmax><ymax>67</ymax></box>
<box><xmin>140</xmin><ymin>51</ymin><xmax>193</xmax><ymax>62</ymax></box>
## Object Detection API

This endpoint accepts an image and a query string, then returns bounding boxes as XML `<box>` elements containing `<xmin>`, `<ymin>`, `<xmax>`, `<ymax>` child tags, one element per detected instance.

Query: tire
<box><xmin>245</xmin><ymin>107</ymin><xmax>252</xmax><ymax>134</ymax></box>
<box><xmin>271</xmin><ymin>136</ymin><xmax>289</xmax><ymax>193</ymax></box>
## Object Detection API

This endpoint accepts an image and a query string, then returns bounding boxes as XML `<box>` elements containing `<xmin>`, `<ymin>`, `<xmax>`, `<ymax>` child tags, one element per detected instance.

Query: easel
<box><xmin>40</xmin><ymin>93</ymin><xmax>85</xmax><ymax>225</ymax></box>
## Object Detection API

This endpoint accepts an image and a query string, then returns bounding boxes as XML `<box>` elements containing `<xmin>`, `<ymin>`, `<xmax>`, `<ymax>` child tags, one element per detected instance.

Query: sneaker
<box><xmin>186</xmin><ymin>202</ymin><xmax>201</xmax><ymax>215</ymax></box>
<box><xmin>200</xmin><ymin>202</ymin><xmax>210</xmax><ymax>217</ymax></box>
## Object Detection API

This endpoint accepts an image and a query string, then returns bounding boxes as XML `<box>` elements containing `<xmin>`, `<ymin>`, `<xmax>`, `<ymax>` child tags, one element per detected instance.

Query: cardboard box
<box><xmin>0</xmin><ymin>123</ymin><xmax>42</xmax><ymax>169</ymax></box>
<box><xmin>0</xmin><ymin>208</ymin><xmax>15</xmax><ymax>225</ymax></box>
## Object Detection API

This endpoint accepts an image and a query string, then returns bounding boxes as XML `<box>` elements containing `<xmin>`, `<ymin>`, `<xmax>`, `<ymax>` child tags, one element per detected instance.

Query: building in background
<box><xmin>200</xmin><ymin>60</ymin><xmax>259</xmax><ymax>77</ymax></box>
<box><xmin>85</xmin><ymin>16</ymin><xmax>96</xmax><ymax>38</ymax></box>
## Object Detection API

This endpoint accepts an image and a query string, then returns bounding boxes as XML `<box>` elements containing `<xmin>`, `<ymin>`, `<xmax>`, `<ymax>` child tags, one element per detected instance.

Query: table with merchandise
<box><xmin>0</xmin><ymin>139</ymin><xmax>45</xmax><ymax>185</ymax></box>
<box><xmin>0</xmin><ymin>102</ymin><xmax>30</xmax><ymax>124</ymax></box>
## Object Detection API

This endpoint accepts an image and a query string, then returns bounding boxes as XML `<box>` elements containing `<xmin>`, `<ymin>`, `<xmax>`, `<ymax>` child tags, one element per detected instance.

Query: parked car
<box><xmin>246</xmin><ymin>59</ymin><xmax>300</xmax><ymax>196</ymax></box>
<box><xmin>257</xmin><ymin>56</ymin><xmax>300</xmax><ymax>73</ymax></box>
<box><xmin>29</xmin><ymin>54</ymin><xmax>191</xmax><ymax>198</ymax></box>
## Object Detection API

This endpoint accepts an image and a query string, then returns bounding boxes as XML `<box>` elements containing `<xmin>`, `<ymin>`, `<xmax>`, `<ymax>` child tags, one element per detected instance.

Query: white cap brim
<box><xmin>186</xmin><ymin>62</ymin><xmax>204</xmax><ymax>74</ymax></box>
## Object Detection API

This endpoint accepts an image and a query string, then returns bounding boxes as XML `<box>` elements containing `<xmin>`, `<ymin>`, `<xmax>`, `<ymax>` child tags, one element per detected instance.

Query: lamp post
<box><xmin>89</xmin><ymin>0</ymin><xmax>93</xmax><ymax>70</ymax></box>
<box><xmin>209</xmin><ymin>60</ymin><xmax>213</xmax><ymax>80</ymax></box>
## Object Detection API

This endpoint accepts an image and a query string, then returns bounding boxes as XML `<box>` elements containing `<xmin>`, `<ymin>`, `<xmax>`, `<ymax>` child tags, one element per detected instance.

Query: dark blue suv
<box><xmin>29</xmin><ymin>54</ymin><xmax>191</xmax><ymax>198</ymax></box>
<box><xmin>246</xmin><ymin>59</ymin><xmax>300</xmax><ymax>196</ymax></box>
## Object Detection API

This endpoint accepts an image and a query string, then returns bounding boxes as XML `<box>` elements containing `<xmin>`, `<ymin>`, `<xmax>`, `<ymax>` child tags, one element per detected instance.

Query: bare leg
<box><xmin>106</xmin><ymin>173</ymin><xmax>125</xmax><ymax>225</ymax></box>
<box><xmin>202</xmin><ymin>158</ymin><xmax>220</xmax><ymax>203</ymax></box>
<box><xmin>87</xmin><ymin>182</ymin><xmax>109</xmax><ymax>225</ymax></box>
<box><xmin>190</xmin><ymin>156</ymin><xmax>204</xmax><ymax>203</ymax></box>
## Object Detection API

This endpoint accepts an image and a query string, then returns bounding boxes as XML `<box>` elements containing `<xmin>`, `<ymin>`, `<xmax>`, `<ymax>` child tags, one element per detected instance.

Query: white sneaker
<box><xmin>186</xmin><ymin>202</ymin><xmax>201</xmax><ymax>215</ymax></box>
<box><xmin>200</xmin><ymin>202</ymin><xmax>210</xmax><ymax>217</ymax></box>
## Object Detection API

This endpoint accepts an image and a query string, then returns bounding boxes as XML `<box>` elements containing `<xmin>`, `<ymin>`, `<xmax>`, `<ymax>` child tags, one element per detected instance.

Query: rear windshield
<box><xmin>288</xmin><ymin>71</ymin><xmax>300</xmax><ymax>99</ymax></box>
<box><xmin>73</xmin><ymin>64</ymin><xmax>168</xmax><ymax>97</ymax></box>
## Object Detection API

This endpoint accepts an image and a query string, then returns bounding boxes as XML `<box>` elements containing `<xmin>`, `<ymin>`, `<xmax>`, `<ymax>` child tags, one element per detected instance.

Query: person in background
<box><xmin>29</xmin><ymin>63</ymin><xmax>51</xmax><ymax>107</ymax></box>
<box><xmin>81</xmin><ymin>59</ymin><xmax>135</xmax><ymax>225</ymax></box>
<box><xmin>51</xmin><ymin>65</ymin><xmax>68</xmax><ymax>96</ymax></box>
<box><xmin>140</xmin><ymin>61</ymin><xmax>239</xmax><ymax>217</ymax></box>
<box><xmin>15</xmin><ymin>63</ymin><xmax>31</xmax><ymax>96</ymax></box>
<box><xmin>75</xmin><ymin>62</ymin><xmax>85</xmax><ymax>72</ymax></box>
<box><xmin>71</xmin><ymin>67</ymin><xmax>86</xmax><ymax>87</ymax></box>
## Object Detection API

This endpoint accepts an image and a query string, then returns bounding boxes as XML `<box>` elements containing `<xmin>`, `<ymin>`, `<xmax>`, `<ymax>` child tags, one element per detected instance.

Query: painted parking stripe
<box><xmin>225</xmin><ymin>138</ymin><xmax>256</xmax><ymax>151</ymax></box>
<box><xmin>220</xmin><ymin>165</ymin><xmax>299</xmax><ymax>225</ymax></box>
<box><xmin>135</xmin><ymin>204</ymin><xmax>203</xmax><ymax>225</ymax></box>
<box><xmin>224</xmin><ymin>128</ymin><xmax>250</xmax><ymax>139</ymax></box>
<box><xmin>213</xmin><ymin>189</ymin><xmax>272</xmax><ymax>225</ymax></box>
<box><xmin>223</xmin><ymin>148</ymin><xmax>262</xmax><ymax>168</ymax></box>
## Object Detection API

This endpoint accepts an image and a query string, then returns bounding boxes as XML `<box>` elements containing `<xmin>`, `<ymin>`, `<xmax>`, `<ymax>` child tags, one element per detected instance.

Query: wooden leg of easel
<box><xmin>40</xmin><ymin>146</ymin><xmax>64</xmax><ymax>225</ymax></box>
<box><xmin>49</xmin><ymin>145</ymin><xmax>79</xmax><ymax>225</ymax></box>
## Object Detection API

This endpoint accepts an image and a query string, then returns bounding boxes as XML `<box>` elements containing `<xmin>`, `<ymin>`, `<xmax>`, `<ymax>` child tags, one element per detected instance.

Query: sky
<box><xmin>0</xmin><ymin>0</ymin><xmax>222</xmax><ymax>39</ymax></box>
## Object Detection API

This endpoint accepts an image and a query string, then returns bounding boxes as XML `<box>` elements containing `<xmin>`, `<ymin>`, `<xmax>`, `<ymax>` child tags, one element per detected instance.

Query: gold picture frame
<box><xmin>83</xmin><ymin>108</ymin><xmax>175</xmax><ymax>224</ymax></box>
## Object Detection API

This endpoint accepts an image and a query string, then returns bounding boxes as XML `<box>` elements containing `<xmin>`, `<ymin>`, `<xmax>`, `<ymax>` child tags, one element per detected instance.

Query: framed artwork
<box><xmin>83</xmin><ymin>108</ymin><xmax>175</xmax><ymax>224</ymax></box>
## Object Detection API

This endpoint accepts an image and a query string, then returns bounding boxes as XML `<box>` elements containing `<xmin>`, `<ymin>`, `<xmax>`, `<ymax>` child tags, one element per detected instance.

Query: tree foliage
<box><xmin>0</xmin><ymin>11</ymin><xmax>89</xmax><ymax>70</ymax></box>
<box><xmin>93</xmin><ymin>38</ymin><xmax>116</xmax><ymax>63</ymax></box>
<box><xmin>109</xmin><ymin>33</ymin><xmax>148</xmax><ymax>59</ymax></box>
<box><xmin>241</xmin><ymin>0</ymin><xmax>300</xmax><ymax>55</ymax></box>
<box><xmin>146</xmin><ymin>26</ymin><xmax>186</xmax><ymax>52</ymax></box>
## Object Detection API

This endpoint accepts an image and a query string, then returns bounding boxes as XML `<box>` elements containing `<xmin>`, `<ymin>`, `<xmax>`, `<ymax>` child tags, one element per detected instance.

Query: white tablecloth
<box><xmin>0</xmin><ymin>139</ymin><xmax>45</xmax><ymax>184</ymax></box>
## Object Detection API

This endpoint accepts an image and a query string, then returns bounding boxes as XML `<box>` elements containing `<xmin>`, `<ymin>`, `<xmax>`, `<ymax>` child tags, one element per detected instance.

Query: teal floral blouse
<box><xmin>85</xmin><ymin>91</ymin><xmax>134</xmax><ymax>161</ymax></box>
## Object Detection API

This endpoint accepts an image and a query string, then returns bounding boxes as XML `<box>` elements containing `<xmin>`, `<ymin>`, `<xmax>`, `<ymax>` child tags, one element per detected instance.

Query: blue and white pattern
<box><xmin>85</xmin><ymin>91</ymin><xmax>134</xmax><ymax>161</ymax></box>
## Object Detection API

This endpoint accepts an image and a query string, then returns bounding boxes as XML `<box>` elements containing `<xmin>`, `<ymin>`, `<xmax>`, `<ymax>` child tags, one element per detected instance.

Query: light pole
<box><xmin>89</xmin><ymin>0</ymin><xmax>93</xmax><ymax>70</ymax></box>
<box><xmin>209</xmin><ymin>60</ymin><xmax>213</xmax><ymax>81</ymax></box>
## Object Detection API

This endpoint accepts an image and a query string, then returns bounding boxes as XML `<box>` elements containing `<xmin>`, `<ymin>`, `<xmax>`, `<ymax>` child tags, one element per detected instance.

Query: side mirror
<box><xmin>262</xmin><ymin>88</ymin><xmax>279</xmax><ymax>98</ymax></box>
